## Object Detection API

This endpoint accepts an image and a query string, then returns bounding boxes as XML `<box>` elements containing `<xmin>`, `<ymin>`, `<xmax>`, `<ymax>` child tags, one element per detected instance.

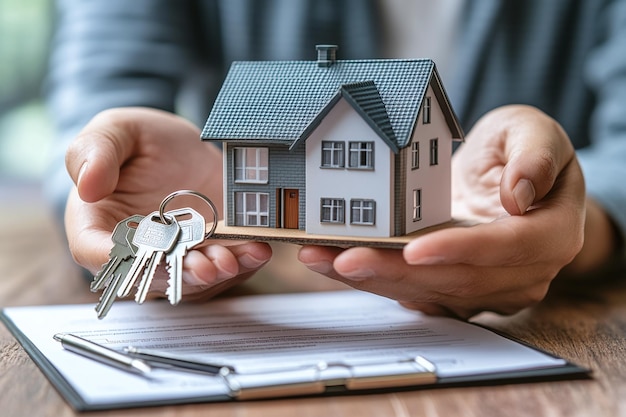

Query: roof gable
<box><xmin>201</xmin><ymin>58</ymin><xmax>462</xmax><ymax>148</ymax></box>
<box><xmin>294</xmin><ymin>80</ymin><xmax>399</xmax><ymax>152</ymax></box>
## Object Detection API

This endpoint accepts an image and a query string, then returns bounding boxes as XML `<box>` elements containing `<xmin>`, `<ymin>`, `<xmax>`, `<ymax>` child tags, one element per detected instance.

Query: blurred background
<box><xmin>0</xmin><ymin>1</ymin><xmax>344</xmax><ymax>306</ymax></box>
<box><xmin>0</xmin><ymin>0</ymin><xmax>54</xmax><ymax>184</ymax></box>
<box><xmin>0</xmin><ymin>0</ymin><xmax>84</xmax><ymax>307</ymax></box>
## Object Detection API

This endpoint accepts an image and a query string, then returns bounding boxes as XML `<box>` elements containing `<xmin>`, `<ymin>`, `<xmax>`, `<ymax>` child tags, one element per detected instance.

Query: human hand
<box><xmin>299</xmin><ymin>105</ymin><xmax>585</xmax><ymax>318</ymax></box>
<box><xmin>65</xmin><ymin>107</ymin><xmax>271</xmax><ymax>299</ymax></box>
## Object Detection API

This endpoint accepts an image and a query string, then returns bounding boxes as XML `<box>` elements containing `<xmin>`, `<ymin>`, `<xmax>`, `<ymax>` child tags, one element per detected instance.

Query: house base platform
<box><xmin>208</xmin><ymin>219</ymin><xmax>477</xmax><ymax>249</ymax></box>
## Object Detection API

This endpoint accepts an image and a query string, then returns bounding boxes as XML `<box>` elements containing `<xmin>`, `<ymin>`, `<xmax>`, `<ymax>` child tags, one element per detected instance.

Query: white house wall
<box><xmin>305</xmin><ymin>98</ymin><xmax>394</xmax><ymax>237</ymax></box>
<box><xmin>404</xmin><ymin>84</ymin><xmax>452</xmax><ymax>234</ymax></box>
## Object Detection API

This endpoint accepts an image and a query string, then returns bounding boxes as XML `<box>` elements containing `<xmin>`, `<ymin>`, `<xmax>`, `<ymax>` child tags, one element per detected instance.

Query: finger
<box><xmin>298</xmin><ymin>245</ymin><xmax>344</xmax><ymax>276</ymax></box>
<box><xmin>298</xmin><ymin>245</ymin><xmax>367</xmax><ymax>289</ymax></box>
<box><xmin>498</xmin><ymin>107</ymin><xmax>574</xmax><ymax>215</ymax></box>
<box><xmin>183</xmin><ymin>245</ymin><xmax>237</xmax><ymax>285</ymax></box>
<box><xmin>332</xmin><ymin>247</ymin><xmax>409</xmax><ymax>281</ymax></box>
<box><xmin>399</xmin><ymin>281</ymin><xmax>547</xmax><ymax>319</ymax></box>
<box><xmin>65</xmin><ymin>109</ymin><xmax>138</xmax><ymax>202</ymax></box>
<box><xmin>182</xmin><ymin>273</ymin><xmax>257</xmax><ymax>302</ymax></box>
<box><xmin>328</xmin><ymin>247</ymin><xmax>447</xmax><ymax>300</ymax></box>
<box><xmin>314</xmin><ymin>247</ymin><xmax>541</xmax><ymax>312</ymax></box>
<box><xmin>403</xmin><ymin>211</ymin><xmax>566</xmax><ymax>269</ymax></box>
<box><xmin>64</xmin><ymin>188</ymin><xmax>117</xmax><ymax>273</ymax></box>
<box><xmin>398</xmin><ymin>301</ymin><xmax>462</xmax><ymax>318</ymax></box>
<box><xmin>414</xmin><ymin>155</ymin><xmax>583</xmax><ymax>267</ymax></box>
<box><xmin>302</xmin><ymin>245</ymin><xmax>491</xmax><ymax>297</ymax></box>
<box><xmin>301</xmin><ymin>245</ymin><xmax>551</xmax><ymax>317</ymax></box>
<box><xmin>185</xmin><ymin>242</ymin><xmax>272</xmax><ymax>285</ymax></box>
<box><xmin>220</xmin><ymin>241</ymin><xmax>273</xmax><ymax>273</ymax></box>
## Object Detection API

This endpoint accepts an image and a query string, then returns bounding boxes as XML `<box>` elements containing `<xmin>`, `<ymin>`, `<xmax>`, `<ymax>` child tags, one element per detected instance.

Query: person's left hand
<box><xmin>298</xmin><ymin>105</ymin><xmax>585</xmax><ymax>319</ymax></box>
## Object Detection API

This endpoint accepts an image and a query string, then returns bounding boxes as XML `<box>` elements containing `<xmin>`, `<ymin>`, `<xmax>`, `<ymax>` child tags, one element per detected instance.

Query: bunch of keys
<box><xmin>90</xmin><ymin>190</ymin><xmax>218</xmax><ymax>319</ymax></box>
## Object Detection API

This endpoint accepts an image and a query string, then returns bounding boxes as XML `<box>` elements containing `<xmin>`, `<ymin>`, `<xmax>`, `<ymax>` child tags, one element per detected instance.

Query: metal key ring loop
<box><xmin>158</xmin><ymin>190</ymin><xmax>219</xmax><ymax>240</ymax></box>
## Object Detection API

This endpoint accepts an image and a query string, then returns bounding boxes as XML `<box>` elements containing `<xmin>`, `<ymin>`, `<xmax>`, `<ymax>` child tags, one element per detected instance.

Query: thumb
<box><xmin>64</xmin><ymin>188</ymin><xmax>119</xmax><ymax>274</ymax></box>
<box><xmin>498</xmin><ymin>108</ymin><xmax>574</xmax><ymax>215</ymax></box>
<box><xmin>65</xmin><ymin>109</ymin><xmax>135</xmax><ymax>202</ymax></box>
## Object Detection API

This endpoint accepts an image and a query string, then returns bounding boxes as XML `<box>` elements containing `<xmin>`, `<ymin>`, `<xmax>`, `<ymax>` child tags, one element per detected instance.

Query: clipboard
<box><xmin>220</xmin><ymin>357</ymin><xmax>437</xmax><ymax>400</ymax></box>
<box><xmin>0</xmin><ymin>291</ymin><xmax>589</xmax><ymax>411</ymax></box>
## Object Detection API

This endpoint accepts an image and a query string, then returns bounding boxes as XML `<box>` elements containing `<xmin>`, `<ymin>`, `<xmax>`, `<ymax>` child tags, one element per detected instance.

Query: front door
<box><xmin>283</xmin><ymin>189</ymin><xmax>299</xmax><ymax>229</ymax></box>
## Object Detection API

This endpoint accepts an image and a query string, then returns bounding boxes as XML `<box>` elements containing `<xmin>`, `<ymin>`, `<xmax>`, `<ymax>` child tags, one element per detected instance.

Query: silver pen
<box><xmin>124</xmin><ymin>346</ymin><xmax>232</xmax><ymax>375</ymax></box>
<box><xmin>53</xmin><ymin>333</ymin><xmax>152</xmax><ymax>376</ymax></box>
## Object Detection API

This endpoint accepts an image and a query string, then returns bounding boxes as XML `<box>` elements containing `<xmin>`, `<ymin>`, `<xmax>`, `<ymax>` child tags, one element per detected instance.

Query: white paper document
<box><xmin>1</xmin><ymin>290</ymin><xmax>580</xmax><ymax>410</ymax></box>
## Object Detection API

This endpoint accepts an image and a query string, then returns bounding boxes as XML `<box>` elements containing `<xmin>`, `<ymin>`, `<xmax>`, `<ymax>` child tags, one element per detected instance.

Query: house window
<box><xmin>423</xmin><ymin>96</ymin><xmax>431</xmax><ymax>124</ymax></box>
<box><xmin>235</xmin><ymin>192</ymin><xmax>269</xmax><ymax>226</ymax></box>
<box><xmin>234</xmin><ymin>147</ymin><xmax>268</xmax><ymax>183</ymax></box>
<box><xmin>348</xmin><ymin>142</ymin><xmax>374</xmax><ymax>169</ymax></box>
<box><xmin>320</xmin><ymin>198</ymin><xmax>345</xmax><ymax>223</ymax></box>
<box><xmin>413</xmin><ymin>189</ymin><xmax>422</xmax><ymax>221</ymax></box>
<box><xmin>351</xmin><ymin>199</ymin><xmax>376</xmax><ymax>225</ymax></box>
<box><xmin>429</xmin><ymin>138</ymin><xmax>438</xmax><ymax>166</ymax></box>
<box><xmin>411</xmin><ymin>141</ymin><xmax>420</xmax><ymax>169</ymax></box>
<box><xmin>321</xmin><ymin>141</ymin><xmax>345</xmax><ymax>168</ymax></box>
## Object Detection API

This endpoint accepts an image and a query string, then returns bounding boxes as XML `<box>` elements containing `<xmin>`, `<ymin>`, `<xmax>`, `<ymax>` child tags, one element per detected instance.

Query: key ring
<box><xmin>158</xmin><ymin>190</ymin><xmax>219</xmax><ymax>240</ymax></box>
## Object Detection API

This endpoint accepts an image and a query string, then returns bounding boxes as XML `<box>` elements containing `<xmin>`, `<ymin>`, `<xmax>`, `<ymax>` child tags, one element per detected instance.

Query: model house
<box><xmin>201</xmin><ymin>45</ymin><xmax>463</xmax><ymax>239</ymax></box>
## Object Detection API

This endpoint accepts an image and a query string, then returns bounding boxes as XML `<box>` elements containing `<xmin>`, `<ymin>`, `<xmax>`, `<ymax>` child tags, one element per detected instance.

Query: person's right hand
<box><xmin>65</xmin><ymin>107</ymin><xmax>272</xmax><ymax>300</ymax></box>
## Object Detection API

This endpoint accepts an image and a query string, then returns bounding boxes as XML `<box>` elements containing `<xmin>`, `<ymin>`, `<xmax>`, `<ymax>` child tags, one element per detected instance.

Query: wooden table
<box><xmin>1</xmin><ymin>183</ymin><xmax>626</xmax><ymax>417</ymax></box>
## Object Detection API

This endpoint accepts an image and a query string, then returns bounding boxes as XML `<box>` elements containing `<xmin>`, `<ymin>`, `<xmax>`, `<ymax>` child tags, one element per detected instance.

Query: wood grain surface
<box><xmin>1</xmin><ymin>185</ymin><xmax>625</xmax><ymax>417</ymax></box>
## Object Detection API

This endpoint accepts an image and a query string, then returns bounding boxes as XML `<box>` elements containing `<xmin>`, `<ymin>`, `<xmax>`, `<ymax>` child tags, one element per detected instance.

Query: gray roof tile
<box><xmin>201</xmin><ymin>58</ymin><xmax>458</xmax><ymax>149</ymax></box>
<box><xmin>340</xmin><ymin>81</ymin><xmax>398</xmax><ymax>150</ymax></box>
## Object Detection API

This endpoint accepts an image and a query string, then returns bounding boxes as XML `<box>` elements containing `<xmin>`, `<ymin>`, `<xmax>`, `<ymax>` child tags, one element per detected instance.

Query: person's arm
<box><xmin>563</xmin><ymin>198</ymin><xmax>622</xmax><ymax>275</ymax></box>
<box><xmin>568</xmin><ymin>0</ymin><xmax>626</xmax><ymax>273</ymax></box>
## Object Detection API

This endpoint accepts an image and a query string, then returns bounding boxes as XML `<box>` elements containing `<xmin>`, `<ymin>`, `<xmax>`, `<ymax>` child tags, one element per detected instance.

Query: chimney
<box><xmin>316</xmin><ymin>44</ymin><xmax>338</xmax><ymax>67</ymax></box>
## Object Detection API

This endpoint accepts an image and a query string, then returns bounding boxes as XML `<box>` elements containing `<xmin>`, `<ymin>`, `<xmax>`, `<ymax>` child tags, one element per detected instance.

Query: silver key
<box><xmin>164</xmin><ymin>208</ymin><xmax>206</xmax><ymax>305</ymax></box>
<box><xmin>93</xmin><ymin>217</ymin><xmax>143</xmax><ymax>319</ymax></box>
<box><xmin>91</xmin><ymin>215</ymin><xmax>143</xmax><ymax>291</ymax></box>
<box><xmin>95</xmin><ymin>272</ymin><xmax>124</xmax><ymax>319</ymax></box>
<box><xmin>134</xmin><ymin>246</ymin><xmax>164</xmax><ymax>304</ymax></box>
<box><xmin>134</xmin><ymin>213</ymin><xmax>183</xmax><ymax>303</ymax></box>
<box><xmin>117</xmin><ymin>212</ymin><xmax>180</xmax><ymax>299</ymax></box>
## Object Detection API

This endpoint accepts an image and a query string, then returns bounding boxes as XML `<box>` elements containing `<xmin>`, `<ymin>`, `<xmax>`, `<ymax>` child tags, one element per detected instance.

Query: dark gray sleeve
<box><xmin>576</xmin><ymin>0</ymin><xmax>626</xmax><ymax>249</ymax></box>
<box><xmin>43</xmin><ymin>0</ymin><xmax>200</xmax><ymax>218</ymax></box>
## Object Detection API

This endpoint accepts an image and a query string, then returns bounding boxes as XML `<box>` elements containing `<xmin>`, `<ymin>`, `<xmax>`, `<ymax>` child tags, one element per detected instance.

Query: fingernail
<box><xmin>207</xmin><ymin>245</ymin><xmax>238</xmax><ymax>279</ymax></box>
<box><xmin>77</xmin><ymin>162</ymin><xmax>88</xmax><ymax>186</ymax></box>
<box><xmin>512</xmin><ymin>179</ymin><xmax>535</xmax><ymax>214</ymax></box>
<box><xmin>183</xmin><ymin>270</ymin><xmax>207</xmax><ymax>286</ymax></box>
<box><xmin>340</xmin><ymin>267</ymin><xmax>375</xmax><ymax>281</ymax></box>
<box><xmin>237</xmin><ymin>253</ymin><xmax>267</xmax><ymax>269</ymax></box>
<box><xmin>303</xmin><ymin>260</ymin><xmax>334</xmax><ymax>275</ymax></box>
<box><xmin>406</xmin><ymin>255</ymin><xmax>445</xmax><ymax>266</ymax></box>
